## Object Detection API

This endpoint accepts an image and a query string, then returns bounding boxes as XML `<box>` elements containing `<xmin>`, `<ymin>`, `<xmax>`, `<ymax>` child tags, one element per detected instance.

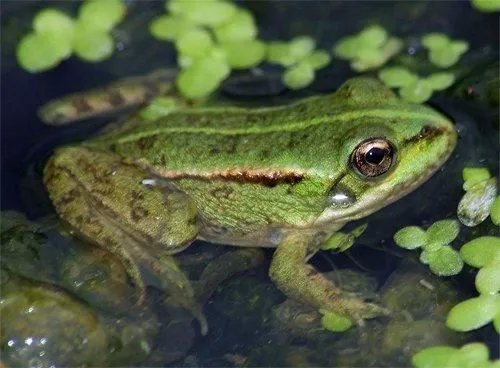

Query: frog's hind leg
<box><xmin>44</xmin><ymin>146</ymin><xmax>205</xmax><ymax>328</ymax></box>
<box><xmin>269</xmin><ymin>230</ymin><xmax>390</xmax><ymax>326</ymax></box>
<box><xmin>38</xmin><ymin>69</ymin><xmax>180</xmax><ymax>126</ymax></box>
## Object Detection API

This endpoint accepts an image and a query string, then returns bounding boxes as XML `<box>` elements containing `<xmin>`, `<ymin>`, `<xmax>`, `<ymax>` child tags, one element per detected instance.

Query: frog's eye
<box><xmin>350</xmin><ymin>138</ymin><xmax>395</xmax><ymax>178</ymax></box>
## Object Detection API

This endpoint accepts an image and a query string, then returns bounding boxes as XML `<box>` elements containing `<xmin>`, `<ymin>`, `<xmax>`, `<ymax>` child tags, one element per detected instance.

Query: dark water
<box><xmin>1</xmin><ymin>1</ymin><xmax>499</xmax><ymax>367</ymax></box>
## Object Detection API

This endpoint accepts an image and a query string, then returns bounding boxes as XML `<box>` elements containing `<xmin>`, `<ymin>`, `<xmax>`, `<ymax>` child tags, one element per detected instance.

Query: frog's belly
<box><xmin>197</xmin><ymin>217</ymin><xmax>343</xmax><ymax>248</ymax></box>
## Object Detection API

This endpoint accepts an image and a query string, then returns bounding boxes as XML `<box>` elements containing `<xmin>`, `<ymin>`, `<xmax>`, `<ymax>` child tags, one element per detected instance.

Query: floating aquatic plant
<box><xmin>394</xmin><ymin>220</ymin><xmax>463</xmax><ymax>276</ymax></box>
<box><xmin>333</xmin><ymin>25</ymin><xmax>403</xmax><ymax>72</ymax></box>
<box><xmin>457</xmin><ymin>167</ymin><xmax>498</xmax><ymax>227</ymax></box>
<box><xmin>16</xmin><ymin>0</ymin><xmax>126</xmax><ymax>72</ymax></box>
<box><xmin>421</xmin><ymin>32</ymin><xmax>469</xmax><ymax>68</ymax></box>
<box><xmin>378</xmin><ymin>67</ymin><xmax>455</xmax><ymax>103</ymax></box>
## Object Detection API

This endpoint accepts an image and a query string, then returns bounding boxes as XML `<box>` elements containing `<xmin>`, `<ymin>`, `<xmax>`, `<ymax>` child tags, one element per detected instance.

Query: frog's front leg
<box><xmin>269</xmin><ymin>230</ymin><xmax>390</xmax><ymax>326</ymax></box>
<box><xmin>44</xmin><ymin>146</ymin><xmax>206</xmax><ymax>331</ymax></box>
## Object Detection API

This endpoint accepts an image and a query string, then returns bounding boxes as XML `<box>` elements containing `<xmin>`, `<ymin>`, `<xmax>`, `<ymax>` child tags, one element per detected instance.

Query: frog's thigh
<box><xmin>44</xmin><ymin>146</ymin><xmax>199</xmax><ymax>299</ymax></box>
<box><xmin>268</xmin><ymin>231</ymin><xmax>388</xmax><ymax>325</ymax></box>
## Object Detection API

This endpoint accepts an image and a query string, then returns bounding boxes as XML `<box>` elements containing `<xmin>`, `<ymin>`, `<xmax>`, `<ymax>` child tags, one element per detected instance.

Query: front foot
<box><xmin>269</xmin><ymin>232</ymin><xmax>390</xmax><ymax>326</ymax></box>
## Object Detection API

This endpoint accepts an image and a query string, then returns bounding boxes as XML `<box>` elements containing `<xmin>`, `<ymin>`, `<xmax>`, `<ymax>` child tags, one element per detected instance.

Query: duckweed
<box><xmin>149</xmin><ymin>15</ymin><xmax>196</xmax><ymax>41</ymax></box>
<box><xmin>73</xmin><ymin>24</ymin><xmax>114</xmax><ymax>62</ymax></box>
<box><xmin>319</xmin><ymin>309</ymin><xmax>353</xmax><ymax>332</ymax></box>
<box><xmin>213</xmin><ymin>9</ymin><xmax>257</xmax><ymax>42</ymax></box>
<box><xmin>78</xmin><ymin>0</ymin><xmax>126</xmax><ymax>31</ymax></box>
<box><xmin>459</xmin><ymin>236</ymin><xmax>500</xmax><ymax>268</ymax></box>
<box><xmin>333</xmin><ymin>25</ymin><xmax>403</xmax><ymax>72</ymax></box>
<box><xmin>282</xmin><ymin>61</ymin><xmax>315</xmax><ymax>90</ymax></box>
<box><xmin>378</xmin><ymin>67</ymin><xmax>456</xmax><ymax>103</ymax></box>
<box><xmin>421</xmin><ymin>32</ymin><xmax>469</xmax><ymax>68</ymax></box>
<box><xmin>446</xmin><ymin>294</ymin><xmax>499</xmax><ymax>332</ymax></box>
<box><xmin>219</xmin><ymin>40</ymin><xmax>266</xmax><ymax>69</ymax></box>
<box><xmin>490</xmin><ymin>196</ymin><xmax>500</xmax><ymax>225</ymax></box>
<box><xmin>413</xmin><ymin>343</ymin><xmax>498</xmax><ymax>368</ymax></box>
<box><xmin>137</xmin><ymin>97</ymin><xmax>180</xmax><ymax>120</ymax></box>
<box><xmin>393</xmin><ymin>220</ymin><xmax>463</xmax><ymax>276</ymax></box>
<box><xmin>471</xmin><ymin>0</ymin><xmax>500</xmax><ymax>12</ymax></box>
<box><xmin>458</xmin><ymin>167</ymin><xmax>497</xmax><ymax>227</ymax></box>
<box><xmin>321</xmin><ymin>223</ymin><xmax>367</xmax><ymax>252</ymax></box>
<box><xmin>16</xmin><ymin>0</ymin><xmax>125</xmax><ymax>72</ymax></box>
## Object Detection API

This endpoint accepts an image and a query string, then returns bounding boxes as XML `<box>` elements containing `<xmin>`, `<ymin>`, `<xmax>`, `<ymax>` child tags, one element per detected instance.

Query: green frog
<box><xmin>43</xmin><ymin>77</ymin><xmax>457</xmax><ymax>333</ymax></box>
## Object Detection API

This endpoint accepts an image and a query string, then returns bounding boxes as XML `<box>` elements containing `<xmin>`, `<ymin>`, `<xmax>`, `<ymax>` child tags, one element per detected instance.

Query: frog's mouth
<box><xmin>315</xmin><ymin>123</ymin><xmax>457</xmax><ymax>224</ymax></box>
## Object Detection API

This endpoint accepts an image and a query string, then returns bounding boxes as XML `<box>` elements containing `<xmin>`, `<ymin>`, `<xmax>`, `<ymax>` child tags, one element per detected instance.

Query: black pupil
<box><xmin>365</xmin><ymin>147</ymin><xmax>386</xmax><ymax>165</ymax></box>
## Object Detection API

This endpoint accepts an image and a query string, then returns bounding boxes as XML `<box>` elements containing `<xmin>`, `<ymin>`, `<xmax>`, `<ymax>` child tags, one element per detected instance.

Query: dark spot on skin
<box><xmin>226</xmin><ymin>139</ymin><xmax>238</xmax><ymax>155</ymax></box>
<box><xmin>136</xmin><ymin>137</ymin><xmax>155</xmax><ymax>150</ymax></box>
<box><xmin>260</xmin><ymin>149</ymin><xmax>271</xmax><ymax>160</ymax></box>
<box><xmin>131</xmin><ymin>206</ymin><xmax>149</xmax><ymax>222</ymax></box>
<box><xmin>403</xmin><ymin>125</ymin><xmax>444</xmax><ymax>145</ymax></box>
<box><xmin>72</xmin><ymin>97</ymin><xmax>92</xmax><ymax>114</ymax></box>
<box><xmin>216</xmin><ymin>171</ymin><xmax>303</xmax><ymax>187</ymax></box>
<box><xmin>131</xmin><ymin>190</ymin><xmax>145</xmax><ymax>201</ymax></box>
<box><xmin>107</xmin><ymin>90</ymin><xmax>126</xmax><ymax>106</ymax></box>
<box><xmin>210</xmin><ymin>186</ymin><xmax>233</xmax><ymax>199</ymax></box>
<box><xmin>209</xmin><ymin>146</ymin><xmax>221</xmax><ymax>155</ymax></box>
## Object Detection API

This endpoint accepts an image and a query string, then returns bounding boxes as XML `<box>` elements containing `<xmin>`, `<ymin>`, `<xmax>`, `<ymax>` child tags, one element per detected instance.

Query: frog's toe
<box><xmin>335</xmin><ymin>297</ymin><xmax>391</xmax><ymax>327</ymax></box>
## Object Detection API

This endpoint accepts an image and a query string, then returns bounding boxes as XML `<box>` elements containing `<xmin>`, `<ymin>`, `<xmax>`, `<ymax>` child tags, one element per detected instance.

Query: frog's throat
<box><xmin>315</xmin><ymin>124</ymin><xmax>457</xmax><ymax>224</ymax></box>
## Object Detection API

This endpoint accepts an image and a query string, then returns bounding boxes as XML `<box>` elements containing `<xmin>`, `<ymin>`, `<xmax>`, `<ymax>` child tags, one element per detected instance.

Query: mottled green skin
<box><xmin>44</xmin><ymin>77</ymin><xmax>457</xmax><ymax>327</ymax></box>
<box><xmin>87</xmin><ymin>78</ymin><xmax>455</xmax><ymax>232</ymax></box>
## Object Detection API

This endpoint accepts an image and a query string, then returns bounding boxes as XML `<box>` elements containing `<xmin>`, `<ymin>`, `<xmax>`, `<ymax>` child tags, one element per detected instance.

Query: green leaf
<box><xmin>426</xmin><ymin>219</ymin><xmax>460</xmax><ymax>245</ymax></box>
<box><xmin>176</xmin><ymin>57</ymin><xmax>230</xmax><ymax>99</ymax></box>
<box><xmin>168</xmin><ymin>0</ymin><xmax>237</xmax><ymax>27</ymax></box>
<box><xmin>490</xmin><ymin>195</ymin><xmax>500</xmax><ymax>226</ymax></box>
<box><xmin>219</xmin><ymin>40</ymin><xmax>266</xmax><ymax>69</ymax></box>
<box><xmin>475</xmin><ymin>260</ymin><xmax>500</xmax><ymax>295</ymax></box>
<box><xmin>357</xmin><ymin>24</ymin><xmax>388</xmax><ymax>48</ymax></box>
<box><xmin>429</xmin><ymin>47</ymin><xmax>461</xmax><ymax>68</ymax></box>
<box><xmin>33</xmin><ymin>8</ymin><xmax>75</xmax><ymax>34</ymax></box>
<box><xmin>176</xmin><ymin>29</ymin><xmax>214</xmax><ymax>59</ymax></box>
<box><xmin>320</xmin><ymin>309</ymin><xmax>353</xmax><ymax>332</ymax></box>
<box><xmin>458</xmin><ymin>178</ymin><xmax>498</xmax><ymax>227</ymax></box>
<box><xmin>378</xmin><ymin>67</ymin><xmax>418</xmax><ymax>88</ymax></box>
<box><xmin>460</xmin><ymin>236</ymin><xmax>500</xmax><ymax>268</ymax></box>
<box><xmin>78</xmin><ymin>0</ymin><xmax>126</xmax><ymax>31</ymax></box>
<box><xmin>424</xmin><ymin>72</ymin><xmax>455</xmax><ymax>91</ymax></box>
<box><xmin>428</xmin><ymin>246</ymin><xmax>463</xmax><ymax>276</ymax></box>
<box><xmin>333</xmin><ymin>35</ymin><xmax>361</xmax><ymax>60</ymax></box>
<box><xmin>302</xmin><ymin>49</ymin><xmax>331</xmax><ymax>70</ymax></box>
<box><xmin>16</xmin><ymin>32</ymin><xmax>64</xmax><ymax>73</ymax></box>
<box><xmin>462</xmin><ymin>167</ymin><xmax>491</xmax><ymax>187</ymax></box>
<box><xmin>138</xmin><ymin>97</ymin><xmax>180</xmax><ymax>120</ymax></box>
<box><xmin>494</xmin><ymin>313</ymin><xmax>500</xmax><ymax>333</ymax></box>
<box><xmin>149</xmin><ymin>15</ymin><xmax>196</xmax><ymax>41</ymax></box>
<box><xmin>471</xmin><ymin>0</ymin><xmax>500</xmax><ymax>12</ymax></box>
<box><xmin>213</xmin><ymin>9</ymin><xmax>257</xmax><ymax>42</ymax></box>
<box><xmin>288</xmin><ymin>35</ymin><xmax>316</xmax><ymax>60</ymax></box>
<box><xmin>412</xmin><ymin>345</ymin><xmax>460</xmax><ymax>368</ymax></box>
<box><xmin>351</xmin><ymin>223</ymin><xmax>368</xmax><ymax>238</ymax></box>
<box><xmin>73</xmin><ymin>24</ymin><xmax>114</xmax><ymax>62</ymax></box>
<box><xmin>446</xmin><ymin>294</ymin><xmax>499</xmax><ymax>331</ymax></box>
<box><xmin>458</xmin><ymin>343</ymin><xmax>490</xmax><ymax>365</ymax></box>
<box><xmin>321</xmin><ymin>232</ymin><xmax>354</xmax><ymax>251</ymax></box>
<box><xmin>266</xmin><ymin>41</ymin><xmax>296</xmax><ymax>66</ymax></box>
<box><xmin>421</xmin><ymin>33</ymin><xmax>450</xmax><ymax>50</ymax></box>
<box><xmin>399</xmin><ymin>80</ymin><xmax>433</xmax><ymax>103</ymax></box>
<box><xmin>282</xmin><ymin>61</ymin><xmax>315</xmax><ymax>90</ymax></box>
<box><xmin>394</xmin><ymin>226</ymin><xmax>427</xmax><ymax>249</ymax></box>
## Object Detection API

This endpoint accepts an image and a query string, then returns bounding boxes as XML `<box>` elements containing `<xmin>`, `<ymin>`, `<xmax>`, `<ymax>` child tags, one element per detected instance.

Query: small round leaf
<box><xmin>394</xmin><ymin>226</ymin><xmax>427</xmax><ymax>249</ymax></box>
<box><xmin>426</xmin><ymin>219</ymin><xmax>460</xmax><ymax>245</ymax></box>
<box><xmin>446</xmin><ymin>295</ymin><xmax>499</xmax><ymax>331</ymax></box>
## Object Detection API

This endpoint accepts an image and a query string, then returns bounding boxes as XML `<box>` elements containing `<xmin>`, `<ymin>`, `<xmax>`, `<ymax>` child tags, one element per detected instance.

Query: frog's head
<box><xmin>315</xmin><ymin>78</ymin><xmax>457</xmax><ymax>224</ymax></box>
